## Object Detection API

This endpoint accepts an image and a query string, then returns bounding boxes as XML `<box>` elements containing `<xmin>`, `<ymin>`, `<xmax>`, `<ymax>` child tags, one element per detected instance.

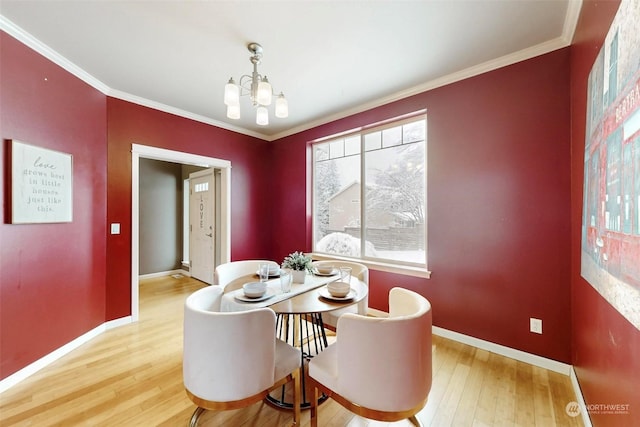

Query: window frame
<box><xmin>311</xmin><ymin>112</ymin><xmax>431</xmax><ymax>278</ymax></box>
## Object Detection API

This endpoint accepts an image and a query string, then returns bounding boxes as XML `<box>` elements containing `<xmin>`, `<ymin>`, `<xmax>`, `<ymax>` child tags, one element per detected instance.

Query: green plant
<box><xmin>281</xmin><ymin>251</ymin><xmax>313</xmax><ymax>272</ymax></box>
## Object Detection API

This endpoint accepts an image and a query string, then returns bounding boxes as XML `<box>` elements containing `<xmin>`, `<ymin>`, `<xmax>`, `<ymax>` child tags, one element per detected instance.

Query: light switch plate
<box><xmin>111</xmin><ymin>223</ymin><xmax>121</xmax><ymax>235</ymax></box>
<box><xmin>530</xmin><ymin>318</ymin><xmax>542</xmax><ymax>334</ymax></box>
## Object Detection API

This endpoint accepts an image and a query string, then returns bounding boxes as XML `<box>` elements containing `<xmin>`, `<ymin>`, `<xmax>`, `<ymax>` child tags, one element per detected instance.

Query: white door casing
<box><xmin>131</xmin><ymin>144</ymin><xmax>231</xmax><ymax>321</ymax></box>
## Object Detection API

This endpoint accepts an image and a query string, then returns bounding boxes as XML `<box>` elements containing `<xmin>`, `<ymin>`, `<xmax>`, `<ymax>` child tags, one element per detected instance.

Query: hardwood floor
<box><xmin>0</xmin><ymin>275</ymin><xmax>583</xmax><ymax>426</ymax></box>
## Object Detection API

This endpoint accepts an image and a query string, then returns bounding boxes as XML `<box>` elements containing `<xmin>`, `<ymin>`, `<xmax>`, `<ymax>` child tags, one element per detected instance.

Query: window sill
<box><xmin>310</xmin><ymin>253</ymin><xmax>431</xmax><ymax>279</ymax></box>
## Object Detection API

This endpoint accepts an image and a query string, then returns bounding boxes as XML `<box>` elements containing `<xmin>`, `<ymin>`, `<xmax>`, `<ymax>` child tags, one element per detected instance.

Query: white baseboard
<box><xmin>570</xmin><ymin>367</ymin><xmax>593</xmax><ymax>427</ymax></box>
<box><xmin>369</xmin><ymin>308</ymin><xmax>571</xmax><ymax>375</ymax></box>
<box><xmin>105</xmin><ymin>316</ymin><xmax>133</xmax><ymax>330</ymax></box>
<box><xmin>1</xmin><ymin>272</ymin><xmax>186</xmax><ymax>395</ymax></box>
<box><xmin>428</xmin><ymin>323</ymin><xmax>588</xmax><ymax>422</ymax></box>
<box><xmin>139</xmin><ymin>269</ymin><xmax>190</xmax><ymax>280</ymax></box>
<box><xmin>0</xmin><ymin>316</ymin><xmax>131</xmax><ymax>394</ymax></box>
<box><xmin>432</xmin><ymin>326</ymin><xmax>572</xmax><ymax>375</ymax></box>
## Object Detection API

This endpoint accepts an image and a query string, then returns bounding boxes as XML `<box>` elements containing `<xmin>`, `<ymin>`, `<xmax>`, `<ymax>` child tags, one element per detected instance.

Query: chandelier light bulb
<box><xmin>257</xmin><ymin>77</ymin><xmax>272</xmax><ymax>106</ymax></box>
<box><xmin>256</xmin><ymin>106</ymin><xmax>269</xmax><ymax>125</ymax></box>
<box><xmin>224</xmin><ymin>78</ymin><xmax>240</xmax><ymax>106</ymax></box>
<box><xmin>275</xmin><ymin>93</ymin><xmax>288</xmax><ymax>118</ymax></box>
<box><xmin>226</xmin><ymin>104</ymin><xmax>240</xmax><ymax>119</ymax></box>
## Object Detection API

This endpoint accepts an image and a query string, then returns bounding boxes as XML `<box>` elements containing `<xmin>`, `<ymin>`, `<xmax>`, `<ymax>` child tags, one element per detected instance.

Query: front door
<box><xmin>189</xmin><ymin>169</ymin><xmax>215</xmax><ymax>285</ymax></box>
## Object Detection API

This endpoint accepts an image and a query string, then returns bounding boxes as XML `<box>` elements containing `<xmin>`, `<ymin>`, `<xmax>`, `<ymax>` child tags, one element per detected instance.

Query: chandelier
<box><xmin>223</xmin><ymin>42</ymin><xmax>288</xmax><ymax>126</ymax></box>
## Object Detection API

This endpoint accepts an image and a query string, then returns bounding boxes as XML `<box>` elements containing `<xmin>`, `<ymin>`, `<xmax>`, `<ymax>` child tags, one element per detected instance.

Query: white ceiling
<box><xmin>0</xmin><ymin>1</ymin><xmax>581</xmax><ymax>141</ymax></box>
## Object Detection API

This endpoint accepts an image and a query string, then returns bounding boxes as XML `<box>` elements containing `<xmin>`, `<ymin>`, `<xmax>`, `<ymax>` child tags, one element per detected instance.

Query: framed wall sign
<box><xmin>10</xmin><ymin>140</ymin><xmax>73</xmax><ymax>223</ymax></box>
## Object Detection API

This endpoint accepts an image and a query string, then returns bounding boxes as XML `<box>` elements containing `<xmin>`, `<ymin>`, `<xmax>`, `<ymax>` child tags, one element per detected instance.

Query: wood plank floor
<box><xmin>0</xmin><ymin>275</ymin><xmax>583</xmax><ymax>426</ymax></box>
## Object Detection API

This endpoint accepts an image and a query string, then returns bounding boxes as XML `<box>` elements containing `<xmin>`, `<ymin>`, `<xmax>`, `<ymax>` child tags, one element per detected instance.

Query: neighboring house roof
<box><xmin>326</xmin><ymin>180</ymin><xmax>360</xmax><ymax>203</ymax></box>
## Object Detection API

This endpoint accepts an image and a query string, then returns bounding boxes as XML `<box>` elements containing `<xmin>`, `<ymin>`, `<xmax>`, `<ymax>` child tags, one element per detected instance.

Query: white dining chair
<box><xmin>308</xmin><ymin>287</ymin><xmax>432</xmax><ymax>427</ymax></box>
<box><xmin>312</xmin><ymin>260</ymin><xmax>369</xmax><ymax>330</ymax></box>
<box><xmin>214</xmin><ymin>259</ymin><xmax>279</xmax><ymax>292</ymax></box>
<box><xmin>183</xmin><ymin>286</ymin><xmax>301</xmax><ymax>426</ymax></box>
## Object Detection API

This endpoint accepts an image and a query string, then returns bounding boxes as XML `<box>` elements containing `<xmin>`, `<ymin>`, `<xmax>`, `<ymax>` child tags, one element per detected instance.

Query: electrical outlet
<box><xmin>530</xmin><ymin>318</ymin><xmax>542</xmax><ymax>334</ymax></box>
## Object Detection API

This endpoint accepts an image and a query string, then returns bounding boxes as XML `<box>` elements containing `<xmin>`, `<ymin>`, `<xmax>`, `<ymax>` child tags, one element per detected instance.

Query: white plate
<box><xmin>255</xmin><ymin>269</ymin><xmax>280</xmax><ymax>277</ymax></box>
<box><xmin>313</xmin><ymin>268</ymin><xmax>338</xmax><ymax>276</ymax></box>
<box><xmin>235</xmin><ymin>288</ymin><xmax>275</xmax><ymax>302</ymax></box>
<box><xmin>318</xmin><ymin>287</ymin><xmax>356</xmax><ymax>301</ymax></box>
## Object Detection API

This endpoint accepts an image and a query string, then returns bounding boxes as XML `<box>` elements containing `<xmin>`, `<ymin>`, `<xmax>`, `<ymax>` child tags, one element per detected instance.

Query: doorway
<box><xmin>131</xmin><ymin>144</ymin><xmax>231</xmax><ymax>321</ymax></box>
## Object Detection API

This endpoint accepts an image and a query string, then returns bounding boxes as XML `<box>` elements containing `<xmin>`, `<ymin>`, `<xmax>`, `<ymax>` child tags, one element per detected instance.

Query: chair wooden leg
<box><xmin>310</xmin><ymin>384</ymin><xmax>319</xmax><ymax>427</ymax></box>
<box><xmin>408</xmin><ymin>414</ymin><xmax>423</xmax><ymax>427</ymax></box>
<box><xmin>188</xmin><ymin>406</ymin><xmax>205</xmax><ymax>427</ymax></box>
<box><xmin>292</xmin><ymin>368</ymin><xmax>301</xmax><ymax>425</ymax></box>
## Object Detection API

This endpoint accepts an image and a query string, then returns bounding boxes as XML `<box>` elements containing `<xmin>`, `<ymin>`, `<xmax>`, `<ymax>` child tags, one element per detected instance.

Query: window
<box><xmin>194</xmin><ymin>181</ymin><xmax>209</xmax><ymax>192</ymax></box>
<box><xmin>312</xmin><ymin>114</ymin><xmax>427</xmax><ymax>269</ymax></box>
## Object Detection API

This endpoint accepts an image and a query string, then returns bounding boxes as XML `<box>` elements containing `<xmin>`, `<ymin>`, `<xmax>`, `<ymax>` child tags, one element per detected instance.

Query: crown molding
<box><xmin>2</xmin><ymin>1</ymin><xmax>583</xmax><ymax>143</ymax></box>
<box><xmin>270</xmin><ymin>39</ymin><xmax>568</xmax><ymax>141</ymax></box>
<box><xmin>107</xmin><ymin>89</ymin><xmax>269</xmax><ymax>141</ymax></box>
<box><xmin>563</xmin><ymin>0</ymin><xmax>584</xmax><ymax>45</ymax></box>
<box><xmin>268</xmin><ymin>1</ymin><xmax>584</xmax><ymax>142</ymax></box>
<box><xmin>1</xmin><ymin>15</ymin><xmax>110</xmax><ymax>94</ymax></box>
<box><xmin>0</xmin><ymin>14</ymin><xmax>271</xmax><ymax>141</ymax></box>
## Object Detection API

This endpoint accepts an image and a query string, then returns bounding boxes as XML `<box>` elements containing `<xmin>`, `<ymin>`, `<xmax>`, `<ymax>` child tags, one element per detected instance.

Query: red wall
<box><xmin>105</xmin><ymin>99</ymin><xmax>272</xmax><ymax>319</ymax></box>
<box><xmin>271</xmin><ymin>49</ymin><xmax>573</xmax><ymax>363</ymax></box>
<box><xmin>570</xmin><ymin>1</ymin><xmax>640</xmax><ymax>426</ymax></box>
<box><xmin>0</xmin><ymin>31</ymin><xmax>276</xmax><ymax>377</ymax></box>
<box><xmin>0</xmin><ymin>33</ymin><xmax>107</xmax><ymax>378</ymax></box>
<box><xmin>4</xmin><ymin>8</ymin><xmax>639</xmax><ymax>423</ymax></box>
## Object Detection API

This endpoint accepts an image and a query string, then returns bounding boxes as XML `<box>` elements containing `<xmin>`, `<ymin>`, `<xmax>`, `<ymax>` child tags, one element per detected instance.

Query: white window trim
<box><xmin>311</xmin><ymin>252</ymin><xmax>431</xmax><ymax>279</ymax></box>
<box><xmin>311</xmin><ymin>111</ymin><xmax>429</xmax><ymax>277</ymax></box>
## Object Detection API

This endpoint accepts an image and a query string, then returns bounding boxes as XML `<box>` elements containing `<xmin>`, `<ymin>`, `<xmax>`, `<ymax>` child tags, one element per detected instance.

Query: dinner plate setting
<box><xmin>255</xmin><ymin>269</ymin><xmax>281</xmax><ymax>278</ymax></box>
<box><xmin>318</xmin><ymin>286</ymin><xmax>356</xmax><ymax>301</ymax></box>
<box><xmin>313</xmin><ymin>268</ymin><xmax>338</xmax><ymax>276</ymax></box>
<box><xmin>234</xmin><ymin>288</ymin><xmax>276</xmax><ymax>303</ymax></box>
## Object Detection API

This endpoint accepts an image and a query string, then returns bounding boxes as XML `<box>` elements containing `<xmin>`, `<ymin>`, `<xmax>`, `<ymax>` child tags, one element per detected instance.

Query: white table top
<box><xmin>221</xmin><ymin>272</ymin><xmax>367</xmax><ymax>314</ymax></box>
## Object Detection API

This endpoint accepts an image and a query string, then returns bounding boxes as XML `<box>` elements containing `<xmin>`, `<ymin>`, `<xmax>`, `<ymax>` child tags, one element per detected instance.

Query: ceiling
<box><xmin>0</xmin><ymin>1</ymin><xmax>581</xmax><ymax>141</ymax></box>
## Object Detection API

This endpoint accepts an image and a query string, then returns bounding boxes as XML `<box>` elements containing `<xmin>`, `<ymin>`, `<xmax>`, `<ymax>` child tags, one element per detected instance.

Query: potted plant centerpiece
<box><xmin>281</xmin><ymin>251</ymin><xmax>313</xmax><ymax>284</ymax></box>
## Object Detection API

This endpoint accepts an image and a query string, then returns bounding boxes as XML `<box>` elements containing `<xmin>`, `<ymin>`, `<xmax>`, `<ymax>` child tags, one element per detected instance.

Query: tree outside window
<box><xmin>312</xmin><ymin>115</ymin><xmax>427</xmax><ymax>266</ymax></box>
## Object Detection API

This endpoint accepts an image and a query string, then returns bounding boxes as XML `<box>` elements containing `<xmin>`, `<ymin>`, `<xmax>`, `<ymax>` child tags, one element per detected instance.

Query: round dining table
<box><xmin>223</xmin><ymin>273</ymin><xmax>368</xmax><ymax>409</ymax></box>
